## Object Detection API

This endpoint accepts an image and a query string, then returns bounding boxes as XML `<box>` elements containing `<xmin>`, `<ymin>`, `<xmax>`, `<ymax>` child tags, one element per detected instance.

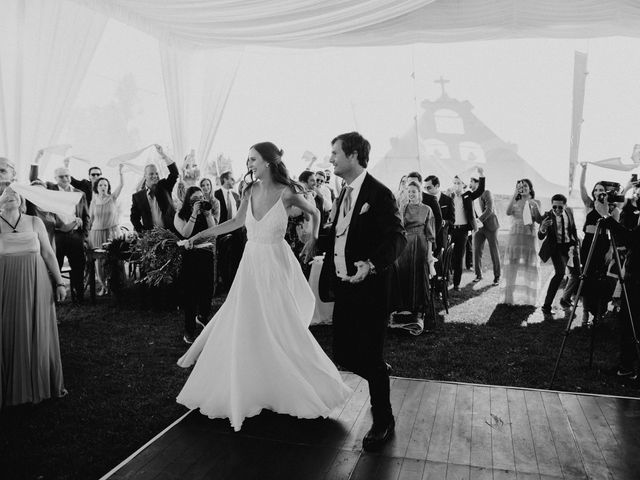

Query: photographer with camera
<box><xmin>601</xmin><ymin>208</ymin><xmax>640</xmax><ymax>378</ymax></box>
<box><xmin>174</xmin><ymin>186</ymin><xmax>217</xmax><ymax>344</ymax></box>
<box><xmin>620</xmin><ymin>174</ymin><xmax>640</xmax><ymax>230</ymax></box>
<box><xmin>580</xmin><ymin>182</ymin><xmax>624</xmax><ymax>325</ymax></box>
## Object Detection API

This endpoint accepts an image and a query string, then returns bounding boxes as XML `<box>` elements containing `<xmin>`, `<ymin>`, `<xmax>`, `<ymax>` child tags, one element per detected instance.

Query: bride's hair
<box><xmin>243</xmin><ymin>142</ymin><xmax>303</xmax><ymax>194</ymax></box>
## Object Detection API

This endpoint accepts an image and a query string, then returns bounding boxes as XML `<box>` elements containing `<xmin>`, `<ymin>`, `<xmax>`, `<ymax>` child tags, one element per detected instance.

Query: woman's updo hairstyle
<box><xmin>243</xmin><ymin>142</ymin><xmax>302</xmax><ymax>194</ymax></box>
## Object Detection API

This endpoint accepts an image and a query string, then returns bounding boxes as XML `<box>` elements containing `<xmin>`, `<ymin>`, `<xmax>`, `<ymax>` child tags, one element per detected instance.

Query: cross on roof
<box><xmin>435</xmin><ymin>76</ymin><xmax>449</xmax><ymax>96</ymax></box>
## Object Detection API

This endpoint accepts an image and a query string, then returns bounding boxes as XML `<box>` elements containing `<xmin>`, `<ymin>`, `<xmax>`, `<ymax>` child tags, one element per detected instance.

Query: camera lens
<box><xmin>200</xmin><ymin>201</ymin><xmax>212</xmax><ymax>211</ymax></box>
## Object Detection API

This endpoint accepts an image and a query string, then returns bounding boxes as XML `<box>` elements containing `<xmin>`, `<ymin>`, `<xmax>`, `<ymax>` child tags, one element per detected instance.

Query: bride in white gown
<box><xmin>176</xmin><ymin>142</ymin><xmax>351</xmax><ymax>431</ymax></box>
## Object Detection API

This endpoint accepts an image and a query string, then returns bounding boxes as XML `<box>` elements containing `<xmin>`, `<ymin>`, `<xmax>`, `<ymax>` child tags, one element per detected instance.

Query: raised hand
<box><xmin>299</xmin><ymin>237</ymin><xmax>317</xmax><ymax>264</ymax></box>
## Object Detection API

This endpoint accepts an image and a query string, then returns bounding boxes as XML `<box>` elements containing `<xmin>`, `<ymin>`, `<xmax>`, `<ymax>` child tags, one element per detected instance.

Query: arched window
<box><xmin>459</xmin><ymin>141</ymin><xmax>486</xmax><ymax>163</ymax></box>
<box><xmin>434</xmin><ymin>109</ymin><xmax>464</xmax><ymax>134</ymax></box>
<box><xmin>422</xmin><ymin>138</ymin><xmax>451</xmax><ymax>160</ymax></box>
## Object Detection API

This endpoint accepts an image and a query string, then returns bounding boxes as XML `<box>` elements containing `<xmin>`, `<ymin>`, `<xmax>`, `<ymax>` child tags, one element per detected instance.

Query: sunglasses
<box><xmin>551</xmin><ymin>205</ymin><xmax>564</xmax><ymax>210</ymax></box>
<box><xmin>90</xmin><ymin>173</ymin><xmax>102</xmax><ymax>177</ymax></box>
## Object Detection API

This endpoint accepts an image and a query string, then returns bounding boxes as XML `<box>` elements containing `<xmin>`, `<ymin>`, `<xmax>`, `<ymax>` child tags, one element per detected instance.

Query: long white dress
<box><xmin>176</xmin><ymin>191</ymin><xmax>351</xmax><ymax>431</ymax></box>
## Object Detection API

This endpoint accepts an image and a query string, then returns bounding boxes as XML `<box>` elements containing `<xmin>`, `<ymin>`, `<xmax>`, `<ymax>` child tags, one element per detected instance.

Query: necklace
<box><xmin>0</xmin><ymin>212</ymin><xmax>21</xmax><ymax>232</ymax></box>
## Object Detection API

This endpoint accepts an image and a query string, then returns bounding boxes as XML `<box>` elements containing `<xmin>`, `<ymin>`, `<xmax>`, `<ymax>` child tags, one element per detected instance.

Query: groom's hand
<box><xmin>347</xmin><ymin>260</ymin><xmax>372</xmax><ymax>283</ymax></box>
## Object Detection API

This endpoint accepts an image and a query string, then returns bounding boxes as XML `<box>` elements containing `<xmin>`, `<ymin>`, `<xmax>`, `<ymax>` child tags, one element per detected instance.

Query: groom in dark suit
<box><xmin>319</xmin><ymin>132</ymin><xmax>406</xmax><ymax>451</ymax></box>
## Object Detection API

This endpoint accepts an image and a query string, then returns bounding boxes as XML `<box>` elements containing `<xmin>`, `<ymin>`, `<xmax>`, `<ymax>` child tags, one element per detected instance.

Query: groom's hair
<box><xmin>332</xmin><ymin>132</ymin><xmax>370</xmax><ymax>168</ymax></box>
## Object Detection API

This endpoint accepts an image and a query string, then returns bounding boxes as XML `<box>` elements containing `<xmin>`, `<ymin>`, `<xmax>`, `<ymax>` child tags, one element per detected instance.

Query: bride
<box><xmin>176</xmin><ymin>142</ymin><xmax>351</xmax><ymax>431</ymax></box>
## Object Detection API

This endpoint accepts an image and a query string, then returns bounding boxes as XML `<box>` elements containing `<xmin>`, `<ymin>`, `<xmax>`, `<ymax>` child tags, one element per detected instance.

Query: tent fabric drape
<box><xmin>0</xmin><ymin>0</ymin><xmax>107</xmax><ymax>180</ymax></box>
<box><xmin>71</xmin><ymin>0</ymin><xmax>640</xmax><ymax>49</ymax></box>
<box><xmin>159</xmin><ymin>44</ymin><xmax>242</xmax><ymax>172</ymax></box>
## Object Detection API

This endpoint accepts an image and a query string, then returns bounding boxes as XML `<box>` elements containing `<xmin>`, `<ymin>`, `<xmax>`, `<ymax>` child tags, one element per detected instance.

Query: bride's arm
<box><xmin>284</xmin><ymin>187</ymin><xmax>320</xmax><ymax>262</ymax></box>
<box><xmin>190</xmin><ymin>192</ymin><xmax>249</xmax><ymax>243</ymax></box>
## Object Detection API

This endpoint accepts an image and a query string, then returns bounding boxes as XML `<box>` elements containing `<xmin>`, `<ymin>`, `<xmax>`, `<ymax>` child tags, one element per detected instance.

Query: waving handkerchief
<box><xmin>107</xmin><ymin>145</ymin><xmax>155</xmax><ymax>167</ymax></box>
<box><xmin>10</xmin><ymin>183</ymin><xmax>82</xmax><ymax>217</ymax></box>
<box><xmin>522</xmin><ymin>200</ymin><xmax>533</xmax><ymax>226</ymax></box>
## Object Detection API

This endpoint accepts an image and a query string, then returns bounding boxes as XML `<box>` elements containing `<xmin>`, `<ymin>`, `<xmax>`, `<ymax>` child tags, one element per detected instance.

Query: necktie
<box><xmin>147</xmin><ymin>188</ymin><xmax>155</xmax><ymax>199</ymax></box>
<box><xmin>560</xmin><ymin>214</ymin><xmax>566</xmax><ymax>244</ymax></box>
<box><xmin>342</xmin><ymin>186</ymin><xmax>353</xmax><ymax>217</ymax></box>
<box><xmin>226</xmin><ymin>191</ymin><xmax>233</xmax><ymax>218</ymax></box>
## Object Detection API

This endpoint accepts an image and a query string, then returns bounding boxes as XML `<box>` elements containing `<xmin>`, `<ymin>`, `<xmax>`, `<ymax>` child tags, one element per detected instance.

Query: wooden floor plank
<box><xmin>524</xmin><ymin>390</ymin><xmax>562</xmax><ymax>478</ymax></box>
<box><xmin>596</xmin><ymin>396</ymin><xmax>640</xmax><ymax>447</ymax></box>
<box><xmin>470</xmin><ymin>386</ymin><xmax>493</xmax><ymax>470</ymax></box>
<box><xmin>448</xmin><ymin>383</ymin><xmax>473</xmax><ymax>467</ymax></box>
<box><xmin>558</xmin><ymin>393</ymin><xmax>611</xmax><ymax>480</ymax></box>
<box><xmin>385</xmin><ymin>379</ymin><xmax>424</xmax><ymax>458</ymax></box>
<box><xmin>468</xmin><ymin>465</ymin><xmax>493</xmax><ymax>480</ymax></box>
<box><xmin>445</xmin><ymin>463</ymin><xmax>470</xmax><ymax>480</ymax></box>
<box><xmin>507</xmin><ymin>388</ymin><xmax>538</xmax><ymax>475</ymax></box>
<box><xmin>351</xmin><ymin>453</ymin><xmax>403</xmax><ymax>480</ymax></box>
<box><xmin>578</xmin><ymin>395</ymin><xmax>640</xmax><ymax>478</ymax></box>
<box><xmin>489</xmin><ymin>387</ymin><xmax>515</xmax><ymax>472</ymax></box>
<box><xmin>426</xmin><ymin>383</ymin><xmax>457</xmax><ymax>463</ymax></box>
<box><xmin>406</xmin><ymin>381</ymin><xmax>441</xmax><ymax>461</ymax></box>
<box><xmin>421</xmin><ymin>460</ymin><xmax>448</xmax><ymax>479</ymax></box>
<box><xmin>323</xmin><ymin>450</ymin><xmax>361</xmax><ymax>480</ymax></box>
<box><xmin>397</xmin><ymin>458</ymin><xmax>425</xmax><ymax>480</ymax></box>
<box><xmin>540</xmin><ymin>392</ymin><xmax>587</xmax><ymax>479</ymax></box>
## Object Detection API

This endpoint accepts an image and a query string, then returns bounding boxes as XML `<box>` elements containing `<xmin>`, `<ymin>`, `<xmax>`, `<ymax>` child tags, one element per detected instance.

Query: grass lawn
<box><xmin>2</xmin><ymin>269</ymin><xmax>638</xmax><ymax>479</ymax></box>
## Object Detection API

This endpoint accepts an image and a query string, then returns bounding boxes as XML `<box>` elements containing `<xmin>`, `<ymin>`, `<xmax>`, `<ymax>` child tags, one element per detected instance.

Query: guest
<box><xmin>130</xmin><ymin>145</ymin><xmax>179</xmax><ymax>233</ymax></box>
<box><xmin>315</xmin><ymin>170</ymin><xmax>334</xmax><ymax>214</ymax></box>
<box><xmin>424</xmin><ymin>174</ymin><xmax>454</xmax><ymax>253</ymax></box>
<box><xmin>89</xmin><ymin>164</ymin><xmax>125</xmax><ymax>295</ymax></box>
<box><xmin>324</xmin><ymin>168</ymin><xmax>338</xmax><ymax>199</ymax></box>
<box><xmin>502</xmin><ymin>178</ymin><xmax>543</xmax><ymax>305</ymax></box>
<box><xmin>620</xmin><ymin>178</ymin><xmax>640</xmax><ymax>230</ymax></box>
<box><xmin>395</xmin><ymin>175</ymin><xmax>409</xmax><ymax>212</ymax></box>
<box><xmin>214</xmin><ymin>171</ymin><xmax>244</xmax><ymax>290</ymax></box>
<box><xmin>406</xmin><ymin>172</ymin><xmax>443</xmax><ymax>252</ymax></box>
<box><xmin>0</xmin><ymin>187</ymin><xmax>67</xmax><ymax>407</ymax></box>
<box><xmin>199</xmin><ymin>177</ymin><xmax>221</xmax><ymax>224</ymax></box>
<box><xmin>391</xmin><ymin>180</ymin><xmax>435</xmax><ymax>322</ymax></box>
<box><xmin>299</xmin><ymin>170</ymin><xmax>324</xmax><ymax>218</ymax></box>
<box><xmin>174</xmin><ymin>186</ymin><xmax>217</xmax><ymax>344</ymax></box>
<box><xmin>538</xmin><ymin>194</ymin><xmax>578</xmax><ymax>315</ymax></box>
<box><xmin>0</xmin><ymin>157</ymin><xmax>16</xmax><ymax>186</ymax></box>
<box><xmin>472</xmin><ymin>175</ymin><xmax>501</xmax><ymax>285</ymax></box>
<box><xmin>29</xmin><ymin>164</ymin><xmax>90</xmax><ymax>303</ymax></box>
<box><xmin>449</xmin><ymin>169</ymin><xmax>485</xmax><ymax>291</ymax></box>
<box><xmin>60</xmin><ymin>155</ymin><xmax>101</xmax><ymax>206</ymax></box>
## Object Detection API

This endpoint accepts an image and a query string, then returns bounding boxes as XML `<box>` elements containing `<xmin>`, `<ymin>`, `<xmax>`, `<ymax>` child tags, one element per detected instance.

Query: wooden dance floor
<box><xmin>103</xmin><ymin>374</ymin><xmax>640</xmax><ymax>479</ymax></box>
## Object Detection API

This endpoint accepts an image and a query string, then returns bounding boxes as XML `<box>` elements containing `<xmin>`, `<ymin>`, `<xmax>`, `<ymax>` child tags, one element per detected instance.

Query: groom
<box><xmin>319</xmin><ymin>132</ymin><xmax>406</xmax><ymax>451</ymax></box>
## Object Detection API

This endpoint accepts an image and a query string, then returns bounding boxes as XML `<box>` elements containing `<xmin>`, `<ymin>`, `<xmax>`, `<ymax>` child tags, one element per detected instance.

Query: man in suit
<box><xmin>424</xmin><ymin>175</ymin><xmax>454</xmax><ymax>252</ymax></box>
<box><xmin>471</xmin><ymin>175</ymin><xmax>501</xmax><ymax>285</ymax></box>
<box><xmin>406</xmin><ymin>171</ymin><xmax>442</xmax><ymax>251</ymax></box>
<box><xmin>538</xmin><ymin>193</ymin><xmax>578</xmax><ymax>315</ymax></box>
<box><xmin>449</xmin><ymin>169</ymin><xmax>485</xmax><ymax>291</ymax></box>
<box><xmin>214</xmin><ymin>171</ymin><xmax>244</xmax><ymax>290</ymax></box>
<box><xmin>130</xmin><ymin>145</ymin><xmax>178</xmax><ymax>233</ymax></box>
<box><xmin>29</xmin><ymin>164</ymin><xmax>90</xmax><ymax>302</ymax></box>
<box><xmin>320</xmin><ymin>132</ymin><xmax>406</xmax><ymax>452</ymax></box>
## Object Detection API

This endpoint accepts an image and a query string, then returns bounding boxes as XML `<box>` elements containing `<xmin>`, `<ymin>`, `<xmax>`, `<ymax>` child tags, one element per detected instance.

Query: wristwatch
<box><xmin>366</xmin><ymin>259</ymin><xmax>376</xmax><ymax>275</ymax></box>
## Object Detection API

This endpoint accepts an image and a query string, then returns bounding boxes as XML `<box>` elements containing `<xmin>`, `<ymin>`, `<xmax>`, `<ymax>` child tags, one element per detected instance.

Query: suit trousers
<box><xmin>55</xmin><ymin>230</ymin><xmax>86</xmax><ymax>300</ymax></box>
<box><xmin>180</xmin><ymin>249</ymin><xmax>215</xmax><ymax>337</ymax></box>
<box><xmin>543</xmin><ymin>244</ymin><xmax>571</xmax><ymax>308</ymax></box>
<box><xmin>332</xmin><ymin>278</ymin><xmax>392</xmax><ymax>425</ymax></box>
<box><xmin>451</xmin><ymin>226</ymin><xmax>470</xmax><ymax>287</ymax></box>
<box><xmin>473</xmin><ymin>227</ymin><xmax>501</xmax><ymax>280</ymax></box>
<box><xmin>619</xmin><ymin>277</ymin><xmax>640</xmax><ymax>370</ymax></box>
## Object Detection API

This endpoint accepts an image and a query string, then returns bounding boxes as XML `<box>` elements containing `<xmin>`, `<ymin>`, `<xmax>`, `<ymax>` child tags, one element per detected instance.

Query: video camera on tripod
<box><xmin>596</xmin><ymin>181</ymin><xmax>625</xmax><ymax>204</ymax></box>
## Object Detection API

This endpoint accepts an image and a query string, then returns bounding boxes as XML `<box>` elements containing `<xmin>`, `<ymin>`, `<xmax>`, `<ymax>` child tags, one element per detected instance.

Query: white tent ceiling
<box><xmin>73</xmin><ymin>0</ymin><xmax>640</xmax><ymax>49</ymax></box>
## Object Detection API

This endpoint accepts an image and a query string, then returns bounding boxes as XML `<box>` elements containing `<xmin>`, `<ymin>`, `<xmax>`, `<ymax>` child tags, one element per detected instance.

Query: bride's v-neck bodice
<box><xmin>246</xmin><ymin>191</ymin><xmax>288</xmax><ymax>244</ymax></box>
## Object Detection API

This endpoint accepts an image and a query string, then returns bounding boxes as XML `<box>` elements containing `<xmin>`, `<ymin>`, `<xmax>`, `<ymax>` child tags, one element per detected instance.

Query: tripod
<box><xmin>549</xmin><ymin>218</ymin><xmax>640</xmax><ymax>388</ymax></box>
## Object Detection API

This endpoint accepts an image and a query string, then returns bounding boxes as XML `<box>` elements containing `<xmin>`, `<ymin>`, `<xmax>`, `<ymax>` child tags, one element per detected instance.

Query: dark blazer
<box><xmin>438</xmin><ymin>192</ymin><xmax>455</xmax><ymax>225</ymax></box>
<box><xmin>29</xmin><ymin>165</ymin><xmax>90</xmax><ymax>237</ymax></box>
<box><xmin>455</xmin><ymin>177</ymin><xmax>485</xmax><ymax>231</ymax></box>
<box><xmin>70</xmin><ymin>177</ymin><xmax>93</xmax><ymax>206</ymax></box>
<box><xmin>538</xmin><ymin>207</ymin><xmax>578</xmax><ymax>263</ymax></box>
<box><xmin>319</xmin><ymin>173</ymin><xmax>407</xmax><ymax>303</ymax></box>
<box><xmin>130</xmin><ymin>162</ymin><xmax>179</xmax><ymax>233</ymax></box>
<box><xmin>214</xmin><ymin>188</ymin><xmax>241</xmax><ymax>223</ymax></box>
<box><xmin>476</xmin><ymin>189</ymin><xmax>500</xmax><ymax>232</ymax></box>
<box><xmin>421</xmin><ymin>192</ymin><xmax>442</xmax><ymax>237</ymax></box>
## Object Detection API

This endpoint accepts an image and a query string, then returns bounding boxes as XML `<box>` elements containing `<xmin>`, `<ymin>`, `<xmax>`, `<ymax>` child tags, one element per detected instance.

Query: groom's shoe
<box><xmin>362</xmin><ymin>417</ymin><xmax>395</xmax><ymax>452</ymax></box>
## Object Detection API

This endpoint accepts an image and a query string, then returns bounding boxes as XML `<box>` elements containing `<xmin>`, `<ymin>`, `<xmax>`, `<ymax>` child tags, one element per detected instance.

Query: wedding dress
<box><xmin>176</xmin><ymin>189</ymin><xmax>351</xmax><ymax>431</ymax></box>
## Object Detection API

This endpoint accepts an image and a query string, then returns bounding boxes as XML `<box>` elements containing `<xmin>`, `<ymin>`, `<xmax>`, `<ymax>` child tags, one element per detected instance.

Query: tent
<box><xmin>1</xmin><ymin>0</ymin><xmax>639</xmax><ymax>179</ymax></box>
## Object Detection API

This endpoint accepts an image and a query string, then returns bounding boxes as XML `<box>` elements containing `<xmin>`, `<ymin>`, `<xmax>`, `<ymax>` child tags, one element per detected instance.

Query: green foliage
<box><xmin>133</xmin><ymin>227</ymin><xmax>182</xmax><ymax>287</ymax></box>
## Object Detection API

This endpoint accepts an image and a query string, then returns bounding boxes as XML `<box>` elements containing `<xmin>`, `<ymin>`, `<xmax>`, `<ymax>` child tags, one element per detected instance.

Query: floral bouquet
<box><xmin>132</xmin><ymin>227</ymin><xmax>182</xmax><ymax>287</ymax></box>
<box><xmin>103</xmin><ymin>231</ymin><xmax>138</xmax><ymax>293</ymax></box>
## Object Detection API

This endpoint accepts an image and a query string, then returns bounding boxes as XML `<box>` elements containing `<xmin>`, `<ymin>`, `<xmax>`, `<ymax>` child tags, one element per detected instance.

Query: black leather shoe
<box><xmin>362</xmin><ymin>418</ymin><xmax>395</xmax><ymax>452</ymax></box>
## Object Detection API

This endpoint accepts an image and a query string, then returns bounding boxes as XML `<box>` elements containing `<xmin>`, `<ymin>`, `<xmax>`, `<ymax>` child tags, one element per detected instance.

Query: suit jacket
<box><xmin>29</xmin><ymin>164</ymin><xmax>90</xmax><ymax>237</ymax></box>
<box><xmin>538</xmin><ymin>207</ymin><xmax>578</xmax><ymax>263</ymax></box>
<box><xmin>454</xmin><ymin>177</ymin><xmax>485</xmax><ymax>231</ymax></box>
<box><xmin>421</xmin><ymin>192</ymin><xmax>442</xmax><ymax>237</ymax></box>
<box><xmin>130</xmin><ymin>162</ymin><xmax>179</xmax><ymax>233</ymax></box>
<box><xmin>70</xmin><ymin>177</ymin><xmax>93</xmax><ymax>206</ymax></box>
<box><xmin>438</xmin><ymin>192</ymin><xmax>455</xmax><ymax>225</ymax></box>
<box><xmin>319</xmin><ymin>173</ymin><xmax>407</xmax><ymax>303</ymax></box>
<box><xmin>476</xmin><ymin>189</ymin><xmax>500</xmax><ymax>232</ymax></box>
<box><xmin>214</xmin><ymin>188</ymin><xmax>241</xmax><ymax>223</ymax></box>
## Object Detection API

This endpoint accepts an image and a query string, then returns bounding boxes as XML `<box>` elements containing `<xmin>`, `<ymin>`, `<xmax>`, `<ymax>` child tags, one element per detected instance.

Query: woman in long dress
<box><xmin>502</xmin><ymin>179</ymin><xmax>543</xmax><ymax>305</ymax></box>
<box><xmin>88</xmin><ymin>164</ymin><xmax>124</xmax><ymax>295</ymax></box>
<box><xmin>176</xmin><ymin>142</ymin><xmax>350</xmax><ymax>431</ymax></box>
<box><xmin>391</xmin><ymin>180</ymin><xmax>435</xmax><ymax>326</ymax></box>
<box><xmin>0</xmin><ymin>187</ymin><xmax>67</xmax><ymax>408</ymax></box>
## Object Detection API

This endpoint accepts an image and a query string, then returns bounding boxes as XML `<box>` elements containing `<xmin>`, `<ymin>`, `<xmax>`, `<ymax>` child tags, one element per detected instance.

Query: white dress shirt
<box><xmin>334</xmin><ymin>170</ymin><xmax>367</xmax><ymax>278</ymax></box>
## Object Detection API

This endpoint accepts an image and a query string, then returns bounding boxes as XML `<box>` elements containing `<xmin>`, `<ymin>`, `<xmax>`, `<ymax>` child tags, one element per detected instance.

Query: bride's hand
<box><xmin>300</xmin><ymin>237</ymin><xmax>317</xmax><ymax>264</ymax></box>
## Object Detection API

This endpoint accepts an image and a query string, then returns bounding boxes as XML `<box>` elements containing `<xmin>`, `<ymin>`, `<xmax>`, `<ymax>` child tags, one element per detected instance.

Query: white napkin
<box><xmin>522</xmin><ymin>200</ymin><xmax>533</xmax><ymax>226</ymax></box>
<box><xmin>10</xmin><ymin>183</ymin><xmax>82</xmax><ymax>217</ymax></box>
<box><xmin>107</xmin><ymin>145</ymin><xmax>155</xmax><ymax>167</ymax></box>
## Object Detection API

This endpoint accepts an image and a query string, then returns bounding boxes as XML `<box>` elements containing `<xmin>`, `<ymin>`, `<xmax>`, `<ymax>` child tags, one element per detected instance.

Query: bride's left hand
<box><xmin>300</xmin><ymin>237</ymin><xmax>317</xmax><ymax>264</ymax></box>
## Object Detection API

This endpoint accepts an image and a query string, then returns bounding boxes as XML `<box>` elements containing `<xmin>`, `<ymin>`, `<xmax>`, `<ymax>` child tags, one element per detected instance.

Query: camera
<box><xmin>597</xmin><ymin>181</ymin><xmax>625</xmax><ymax>204</ymax></box>
<box><xmin>199</xmin><ymin>201</ymin><xmax>212</xmax><ymax>211</ymax></box>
